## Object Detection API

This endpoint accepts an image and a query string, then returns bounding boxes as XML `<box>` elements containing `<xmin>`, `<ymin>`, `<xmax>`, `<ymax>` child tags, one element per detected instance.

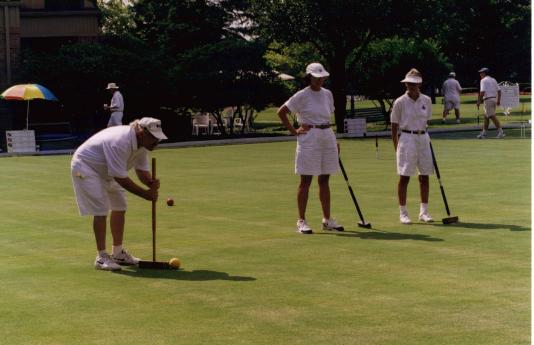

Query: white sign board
<box><xmin>499</xmin><ymin>82</ymin><xmax>520</xmax><ymax>113</ymax></box>
<box><xmin>344</xmin><ymin>118</ymin><xmax>366</xmax><ymax>137</ymax></box>
<box><xmin>6</xmin><ymin>130</ymin><xmax>36</xmax><ymax>153</ymax></box>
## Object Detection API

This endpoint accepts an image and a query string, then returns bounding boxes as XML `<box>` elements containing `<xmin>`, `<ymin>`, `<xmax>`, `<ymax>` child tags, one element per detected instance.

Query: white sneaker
<box><xmin>476</xmin><ymin>133</ymin><xmax>486</xmax><ymax>139</ymax></box>
<box><xmin>496</xmin><ymin>131</ymin><xmax>506</xmax><ymax>139</ymax></box>
<box><xmin>112</xmin><ymin>249</ymin><xmax>140</xmax><ymax>266</ymax></box>
<box><xmin>419</xmin><ymin>212</ymin><xmax>434</xmax><ymax>222</ymax></box>
<box><xmin>400</xmin><ymin>214</ymin><xmax>412</xmax><ymax>224</ymax></box>
<box><xmin>322</xmin><ymin>218</ymin><xmax>344</xmax><ymax>232</ymax></box>
<box><xmin>95</xmin><ymin>253</ymin><xmax>122</xmax><ymax>271</ymax></box>
<box><xmin>296</xmin><ymin>219</ymin><xmax>313</xmax><ymax>234</ymax></box>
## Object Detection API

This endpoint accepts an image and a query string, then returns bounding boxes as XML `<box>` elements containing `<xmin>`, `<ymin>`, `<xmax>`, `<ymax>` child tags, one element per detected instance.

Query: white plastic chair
<box><xmin>233</xmin><ymin>117</ymin><xmax>244</xmax><ymax>132</ymax></box>
<box><xmin>192</xmin><ymin>113</ymin><xmax>210</xmax><ymax>135</ymax></box>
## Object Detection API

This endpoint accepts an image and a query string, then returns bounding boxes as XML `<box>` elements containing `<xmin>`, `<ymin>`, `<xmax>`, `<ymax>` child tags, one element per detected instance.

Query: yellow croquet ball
<box><xmin>169</xmin><ymin>257</ymin><xmax>181</xmax><ymax>269</ymax></box>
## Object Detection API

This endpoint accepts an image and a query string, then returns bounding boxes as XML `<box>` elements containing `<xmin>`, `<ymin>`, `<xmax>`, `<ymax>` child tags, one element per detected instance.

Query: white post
<box><xmin>26</xmin><ymin>100</ymin><xmax>29</xmax><ymax>130</ymax></box>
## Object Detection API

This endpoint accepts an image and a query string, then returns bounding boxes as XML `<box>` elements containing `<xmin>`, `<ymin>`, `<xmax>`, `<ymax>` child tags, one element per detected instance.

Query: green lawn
<box><xmin>254</xmin><ymin>95</ymin><xmax>531</xmax><ymax>134</ymax></box>
<box><xmin>0</xmin><ymin>131</ymin><xmax>530</xmax><ymax>345</ymax></box>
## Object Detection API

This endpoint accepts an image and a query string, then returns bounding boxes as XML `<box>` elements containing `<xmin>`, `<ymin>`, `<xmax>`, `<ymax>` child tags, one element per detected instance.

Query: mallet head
<box><xmin>358</xmin><ymin>221</ymin><xmax>372</xmax><ymax>229</ymax></box>
<box><xmin>442</xmin><ymin>216</ymin><xmax>459</xmax><ymax>224</ymax></box>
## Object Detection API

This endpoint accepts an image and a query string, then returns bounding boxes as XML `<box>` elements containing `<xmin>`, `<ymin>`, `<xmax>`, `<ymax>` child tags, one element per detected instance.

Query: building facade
<box><xmin>0</xmin><ymin>0</ymin><xmax>100</xmax><ymax>89</ymax></box>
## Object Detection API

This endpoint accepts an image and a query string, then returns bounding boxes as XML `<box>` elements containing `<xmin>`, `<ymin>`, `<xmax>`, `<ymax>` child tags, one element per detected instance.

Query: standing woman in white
<box><xmin>391</xmin><ymin>68</ymin><xmax>434</xmax><ymax>224</ymax></box>
<box><xmin>277</xmin><ymin>62</ymin><xmax>344</xmax><ymax>234</ymax></box>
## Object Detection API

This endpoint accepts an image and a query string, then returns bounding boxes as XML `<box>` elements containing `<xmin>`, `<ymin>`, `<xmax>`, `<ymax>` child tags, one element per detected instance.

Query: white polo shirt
<box><xmin>442</xmin><ymin>78</ymin><xmax>462</xmax><ymax>101</ymax></box>
<box><xmin>110</xmin><ymin>91</ymin><xmax>124</xmax><ymax>112</ymax></box>
<box><xmin>480</xmin><ymin>76</ymin><xmax>500</xmax><ymax>99</ymax></box>
<box><xmin>390</xmin><ymin>92</ymin><xmax>432</xmax><ymax>130</ymax></box>
<box><xmin>284</xmin><ymin>86</ymin><xmax>334</xmax><ymax>125</ymax></box>
<box><xmin>72</xmin><ymin>126</ymin><xmax>149</xmax><ymax>180</ymax></box>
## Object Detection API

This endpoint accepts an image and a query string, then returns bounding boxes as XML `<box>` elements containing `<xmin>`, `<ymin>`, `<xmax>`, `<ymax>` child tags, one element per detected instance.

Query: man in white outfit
<box><xmin>391</xmin><ymin>68</ymin><xmax>434</xmax><ymax>224</ymax></box>
<box><xmin>476</xmin><ymin>67</ymin><xmax>504</xmax><ymax>139</ymax></box>
<box><xmin>71</xmin><ymin>117</ymin><xmax>167</xmax><ymax>270</ymax></box>
<box><xmin>104</xmin><ymin>82</ymin><xmax>124</xmax><ymax>127</ymax></box>
<box><xmin>441</xmin><ymin>72</ymin><xmax>462</xmax><ymax>123</ymax></box>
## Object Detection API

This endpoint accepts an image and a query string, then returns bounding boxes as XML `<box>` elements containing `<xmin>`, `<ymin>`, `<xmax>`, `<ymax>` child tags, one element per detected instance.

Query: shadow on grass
<box><xmin>432</xmin><ymin>222</ymin><xmax>530</xmax><ymax>232</ymax></box>
<box><xmin>114</xmin><ymin>268</ymin><xmax>256</xmax><ymax>281</ymax></box>
<box><xmin>317</xmin><ymin>230</ymin><xmax>443</xmax><ymax>242</ymax></box>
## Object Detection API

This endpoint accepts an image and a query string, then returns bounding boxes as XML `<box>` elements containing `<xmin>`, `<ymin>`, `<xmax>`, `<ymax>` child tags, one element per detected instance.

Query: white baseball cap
<box><xmin>401</xmin><ymin>68</ymin><xmax>423</xmax><ymax>83</ymax></box>
<box><xmin>106</xmin><ymin>82</ymin><xmax>119</xmax><ymax>89</ymax></box>
<box><xmin>138</xmin><ymin>117</ymin><xmax>167</xmax><ymax>140</ymax></box>
<box><xmin>449</xmin><ymin>72</ymin><xmax>456</xmax><ymax>77</ymax></box>
<box><xmin>306</xmin><ymin>62</ymin><xmax>330</xmax><ymax>78</ymax></box>
<box><xmin>478</xmin><ymin>67</ymin><xmax>489</xmax><ymax>73</ymax></box>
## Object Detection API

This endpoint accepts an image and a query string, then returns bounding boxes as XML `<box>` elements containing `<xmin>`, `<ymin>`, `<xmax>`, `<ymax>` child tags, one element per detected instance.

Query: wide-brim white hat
<box><xmin>106</xmin><ymin>82</ymin><xmax>119</xmax><ymax>89</ymax></box>
<box><xmin>306</xmin><ymin>62</ymin><xmax>330</xmax><ymax>78</ymax></box>
<box><xmin>138</xmin><ymin>117</ymin><xmax>168</xmax><ymax>140</ymax></box>
<box><xmin>400</xmin><ymin>68</ymin><xmax>423</xmax><ymax>83</ymax></box>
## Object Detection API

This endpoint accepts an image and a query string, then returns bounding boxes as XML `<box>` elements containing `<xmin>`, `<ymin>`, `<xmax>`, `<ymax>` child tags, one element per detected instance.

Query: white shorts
<box><xmin>295</xmin><ymin>128</ymin><xmax>339</xmax><ymax>175</ymax></box>
<box><xmin>444</xmin><ymin>99</ymin><xmax>460</xmax><ymax>111</ymax></box>
<box><xmin>483</xmin><ymin>99</ymin><xmax>497</xmax><ymax>117</ymax></box>
<box><xmin>396</xmin><ymin>132</ymin><xmax>434</xmax><ymax>176</ymax></box>
<box><xmin>71</xmin><ymin>159</ymin><xmax>127</xmax><ymax>216</ymax></box>
<box><xmin>108</xmin><ymin>112</ymin><xmax>123</xmax><ymax>127</ymax></box>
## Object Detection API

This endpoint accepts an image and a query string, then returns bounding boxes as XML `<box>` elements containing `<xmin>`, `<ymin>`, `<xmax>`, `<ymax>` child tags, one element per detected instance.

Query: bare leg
<box><xmin>298</xmin><ymin>175</ymin><xmax>313</xmax><ymax>220</ymax></box>
<box><xmin>483</xmin><ymin>117</ymin><xmax>490</xmax><ymax>132</ymax></box>
<box><xmin>110</xmin><ymin>210</ymin><xmax>126</xmax><ymax>246</ymax></box>
<box><xmin>454</xmin><ymin>108</ymin><xmax>460</xmax><ymax>120</ymax></box>
<box><xmin>93</xmin><ymin>216</ymin><xmax>107</xmax><ymax>251</ymax></box>
<box><xmin>398</xmin><ymin>175</ymin><xmax>410</xmax><ymax>206</ymax></box>
<box><xmin>490</xmin><ymin>115</ymin><xmax>502</xmax><ymax>129</ymax></box>
<box><xmin>318</xmin><ymin>175</ymin><xmax>331</xmax><ymax>219</ymax></box>
<box><xmin>418</xmin><ymin>175</ymin><xmax>429</xmax><ymax>203</ymax></box>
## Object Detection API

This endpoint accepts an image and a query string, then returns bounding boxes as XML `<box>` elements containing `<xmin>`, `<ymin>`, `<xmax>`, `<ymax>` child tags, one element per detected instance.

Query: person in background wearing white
<box><xmin>277</xmin><ymin>62</ymin><xmax>344</xmax><ymax>234</ymax></box>
<box><xmin>391</xmin><ymin>68</ymin><xmax>434</xmax><ymax>224</ymax></box>
<box><xmin>71</xmin><ymin>117</ymin><xmax>167</xmax><ymax>271</ymax></box>
<box><xmin>104</xmin><ymin>82</ymin><xmax>124</xmax><ymax>127</ymax></box>
<box><xmin>476</xmin><ymin>67</ymin><xmax>504</xmax><ymax>139</ymax></box>
<box><xmin>441</xmin><ymin>72</ymin><xmax>462</xmax><ymax>123</ymax></box>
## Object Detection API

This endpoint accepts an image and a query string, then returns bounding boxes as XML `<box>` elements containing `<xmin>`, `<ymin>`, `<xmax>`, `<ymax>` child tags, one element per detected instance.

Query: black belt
<box><xmin>305</xmin><ymin>124</ymin><xmax>331</xmax><ymax>129</ymax></box>
<box><xmin>401</xmin><ymin>129</ymin><xmax>427</xmax><ymax>135</ymax></box>
<box><xmin>483</xmin><ymin>97</ymin><xmax>496</xmax><ymax>101</ymax></box>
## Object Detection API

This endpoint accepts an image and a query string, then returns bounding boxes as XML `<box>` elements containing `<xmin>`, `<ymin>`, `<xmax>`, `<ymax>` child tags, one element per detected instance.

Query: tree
<box><xmin>247</xmin><ymin>0</ymin><xmax>443</xmax><ymax>132</ymax></box>
<box><xmin>97</xmin><ymin>0</ymin><xmax>136</xmax><ymax>37</ymax></box>
<box><xmin>349</xmin><ymin>37</ymin><xmax>451</xmax><ymax>114</ymax></box>
<box><xmin>435</xmin><ymin>0</ymin><xmax>531</xmax><ymax>86</ymax></box>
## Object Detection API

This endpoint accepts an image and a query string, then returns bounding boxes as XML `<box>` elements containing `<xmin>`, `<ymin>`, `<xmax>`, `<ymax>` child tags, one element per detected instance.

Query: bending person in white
<box><xmin>391</xmin><ymin>68</ymin><xmax>434</xmax><ymax>224</ymax></box>
<box><xmin>278</xmin><ymin>62</ymin><xmax>343</xmax><ymax>234</ymax></box>
<box><xmin>71</xmin><ymin>117</ymin><xmax>167</xmax><ymax>270</ymax></box>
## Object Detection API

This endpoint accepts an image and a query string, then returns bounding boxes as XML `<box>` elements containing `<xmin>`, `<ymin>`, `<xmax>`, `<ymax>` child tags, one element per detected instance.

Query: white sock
<box><xmin>98</xmin><ymin>250</ymin><xmax>107</xmax><ymax>257</ymax></box>
<box><xmin>112</xmin><ymin>245</ymin><xmax>123</xmax><ymax>256</ymax></box>
<box><xmin>420</xmin><ymin>203</ymin><xmax>428</xmax><ymax>214</ymax></box>
<box><xmin>399</xmin><ymin>205</ymin><xmax>408</xmax><ymax>215</ymax></box>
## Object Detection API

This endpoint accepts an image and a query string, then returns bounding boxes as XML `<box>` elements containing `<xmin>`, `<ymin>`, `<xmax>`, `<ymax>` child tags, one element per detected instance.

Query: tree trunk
<box><xmin>328</xmin><ymin>54</ymin><xmax>347</xmax><ymax>133</ymax></box>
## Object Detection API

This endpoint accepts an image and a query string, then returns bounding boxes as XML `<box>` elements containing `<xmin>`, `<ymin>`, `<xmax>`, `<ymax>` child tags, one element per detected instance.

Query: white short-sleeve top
<box><xmin>73</xmin><ymin>125</ymin><xmax>149</xmax><ymax>179</ymax></box>
<box><xmin>110</xmin><ymin>91</ymin><xmax>124</xmax><ymax>113</ymax></box>
<box><xmin>284</xmin><ymin>86</ymin><xmax>335</xmax><ymax>125</ymax></box>
<box><xmin>442</xmin><ymin>78</ymin><xmax>462</xmax><ymax>101</ymax></box>
<box><xmin>390</xmin><ymin>92</ymin><xmax>432</xmax><ymax>131</ymax></box>
<box><xmin>480</xmin><ymin>76</ymin><xmax>500</xmax><ymax>98</ymax></box>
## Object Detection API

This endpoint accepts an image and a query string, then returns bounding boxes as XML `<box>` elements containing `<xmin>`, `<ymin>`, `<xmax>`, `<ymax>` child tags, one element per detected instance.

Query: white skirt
<box><xmin>295</xmin><ymin>128</ymin><xmax>339</xmax><ymax>176</ymax></box>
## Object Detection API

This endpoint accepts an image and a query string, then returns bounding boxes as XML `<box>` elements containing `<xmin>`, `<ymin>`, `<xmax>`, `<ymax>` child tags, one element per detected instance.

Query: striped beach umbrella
<box><xmin>1</xmin><ymin>84</ymin><xmax>59</xmax><ymax>129</ymax></box>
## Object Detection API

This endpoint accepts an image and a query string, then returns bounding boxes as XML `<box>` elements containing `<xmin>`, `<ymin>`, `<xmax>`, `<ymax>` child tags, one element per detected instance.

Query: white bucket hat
<box><xmin>449</xmin><ymin>72</ymin><xmax>456</xmax><ymax>77</ymax></box>
<box><xmin>106</xmin><ymin>82</ymin><xmax>119</xmax><ymax>90</ymax></box>
<box><xmin>306</xmin><ymin>62</ymin><xmax>330</xmax><ymax>78</ymax></box>
<box><xmin>138</xmin><ymin>117</ymin><xmax>168</xmax><ymax>140</ymax></box>
<box><xmin>401</xmin><ymin>68</ymin><xmax>423</xmax><ymax>84</ymax></box>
